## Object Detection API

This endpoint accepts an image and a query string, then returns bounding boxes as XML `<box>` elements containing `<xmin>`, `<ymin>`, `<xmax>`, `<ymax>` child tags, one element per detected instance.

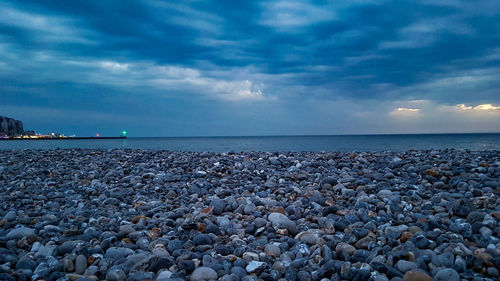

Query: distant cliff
<box><xmin>0</xmin><ymin>116</ymin><xmax>24</xmax><ymax>136</ymax></box>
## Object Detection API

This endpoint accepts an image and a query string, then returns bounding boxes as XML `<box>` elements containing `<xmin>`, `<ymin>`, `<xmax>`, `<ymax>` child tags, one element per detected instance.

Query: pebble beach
<box><xmin>0</xmin><ymin>149</ymin><xmax>499</xmax><ymax>281</ymax></box>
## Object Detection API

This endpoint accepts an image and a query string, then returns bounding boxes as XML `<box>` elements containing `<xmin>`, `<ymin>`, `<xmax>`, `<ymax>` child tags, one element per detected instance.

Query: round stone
<box><xmin>377</xmin><ymin>189</ymin><xmax>393</xmax><ymax>198</ymax></box>
<box><xmin>106</xmin><ymin>268</ymin><xmax>126</xmax><ymax>281</ymax></box>
<box><xmin>335</xmin><ymin>242</ymin><xmax>356</xmax><ymax>256</ymax></box>
<box><xmin>211</xmin><ymin>198</ymin><xmax>225</xmax><ymax>215</ymax></box>
<box><xmin>193</xmin><ymin>234</ymin><xmax>212</xmax><ymax>246</ymax></box>
<box><xmin>167</xmin><ymin>239</ymin><xmax>183</xmax><ymax>253</ymax></box>
<box><xmin>190</xmin><ymin>267</ymin><xmax>218</xmax><ymax>281</ymax></box>
<box><xmin>434</xmin><ymin>268</ymin><xmax>460</xmax><ymax>281</ymax></box>
<box><xmin>487</xmin><ymin>267</ymin><xmax>499</xmax><ymax>277</ymax></box>
<box><xmin>395</xmin><ymin>260</ymin><xmax>417</xmax><ymax>273</ymax></box>
<box><xmin>105</xmin><ymin>247</ymin><xmax>134</xmax><ymax>260</ymax></box>
<box><xmin>119</xmin><ymin>224</ymin><xmax>135</xmax><ymax>234</ymax></box>
<box><xmin>322</xmin><ymin>176</ymin><xmax>338</xmax><ymax>186</ymax></box>
<box><xmin>264</xmin><ymin>244</ymin><xmax>281</xmax><ymax>257</ymax></box>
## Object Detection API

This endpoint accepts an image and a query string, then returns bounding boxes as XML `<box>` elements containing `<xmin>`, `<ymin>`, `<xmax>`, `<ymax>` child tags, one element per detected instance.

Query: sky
<box><xmin>1</xmin><ymin>0</ymin><xmax>500</xmax><ymax>137</ymax></box>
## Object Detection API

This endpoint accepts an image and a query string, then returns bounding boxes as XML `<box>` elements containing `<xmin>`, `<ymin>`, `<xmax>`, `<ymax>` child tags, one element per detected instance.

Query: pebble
<box><xmin>190</xmin><ymin>267</ymin><xmax>218</xmax><ymax>281</ymax></box>
<box><xmin>119</xmin><ymin>224</ymin><xmax>135</xmax><ymax>234</ymax></box>
<box><xmin>74</xmin><ymin>254</ymin><xmax>87</xmax><ymax>275</ymax></box>
<box><xmin>242</xmin><ymin>252</ymin><xmax>259</xmax><ymax>261</ymax></box>
<box><xmin>211</xmin><ymin>198</ymin><xmax>225</xmax><ymax>215</ymax></box>
<box><xmin>105</xmin><ymin>247</ymin><xmax>134</xmax><ymax>260</ymax></box>
<box><xmin>2</xmin><ymin>210</ymin><xmax>16</xmax><ymax>221</ymax></box>
<box><xmin>268</xmin><ymin>212</ymin><xmax>298</xmax><ymax>235</ymax></box>
<box><xmin>246</xmin><ymin>261</ymin><xmax>266</xmax><ymax>273</ymax></box>
<box><xmin>322</xmin><ymin>176</ymin><xmax>338</xmax><ymax>185</ymax></box>
<box><xmin>403</xmin><ymin>270</ymin><xmax>434</xmax><ymax>281</ymax></box>
<box><xmin>434</xmin><ymin>268</ymin><xmax>460</xmax><ymax>281</ymax></box>
<box><xmin>335</xmin><ymin>242</ymin><xmax>356</xmax><ymax>256</ymax></box>
<box><xmin>106</xmin><ymin>268</ymin><xmax>127</xmax><ymax>281</ymax></box>
<box><xmin>395</xmin><ymin>260</ymin><xmax>417</xmax><ymax>273</ymax></box>
<box><xmin>264</xmin><ymin>244</ymin><xmax>281</xmax><ymax>257</ymax></box>
<box><xmin>193</xmin><ymin>234</ymin><xmax>212</xmax><ymax>245</ymax></box>
<box><xmin>156</xmin><ymin>270</ymin><xmax>173</xmax><ymax>281</ymax></box>
<box><xmin>6</xmin><ymin>227</ymin><xmax>35</xmax><ymax>240</ymax></box>
<box><xmin>0</xmin><ymin>149</ymin><xmax>498</xmax><ymax>281</ymax></box>
<box><xmin>487</xmin><ymin>267</ymin><xmax>499</xmax><ymax>277</ymax></box>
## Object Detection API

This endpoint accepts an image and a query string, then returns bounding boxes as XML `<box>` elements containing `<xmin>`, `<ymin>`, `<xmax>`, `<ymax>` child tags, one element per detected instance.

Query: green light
<box><xmin>122</xmin><ymin>130</ymin><xmax>127</xmax><ymax>136</ymax></box>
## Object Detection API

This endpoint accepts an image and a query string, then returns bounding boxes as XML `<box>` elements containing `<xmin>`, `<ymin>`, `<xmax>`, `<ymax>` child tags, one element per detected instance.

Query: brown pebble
<box><xmin>87</xmin><ymin>254</ymin><xmax>102</xmax><ymax>265</ymax></box>
<box><xmin>196</xmin><ymin>223</ymin><xmax>206</xmax><ymax>233</ymax></box>
<box><xmin>121</xmin><ymin>238</ymin><xmax>133</xmax><ymax>244</ymax></box>
<box><xmin>270</xmin><ymin>206</ymin><xmax>286</xmax><ymax>215</ymax></box>
<box><xmin>406</xmin><ymin>251</ymin><xmax>415</xmax><ymax>262</ymax></box>
<box><xmin>474</xmin><ymin>249</ymin><xmax>493</xmax><ymax>266</ymax></box>
<box><xmin>425</xmin><ymin>169</ymin><xmax>440</xmax><ymax>177</ymax></box>
<box><xmin>325</xmin><ymin>199</ymin><xmax>335</xmax><ymax>206</ymax></box>
<box><xmin>134</xmin><ymin>201</ymin><xmax>147</xmax><ymax>207</ymax></box>
<box><xmin>403</xmin><ymin>269</ymin><xmax>435</xmax><ymax>281</ymax></box>
<box><xmin>200</xmin><ymin>206</ymin><xmax>214</xmax><ymax>214</ymax></box>
<box><xmin>400</xmin><ymin>231</ymin><xmax>412</xmax><ymax>242</ymax></box>
<box><xmin>131</xmin><ymin>215</ymin><xmax>147</xmax><ymax>223</ymax></box>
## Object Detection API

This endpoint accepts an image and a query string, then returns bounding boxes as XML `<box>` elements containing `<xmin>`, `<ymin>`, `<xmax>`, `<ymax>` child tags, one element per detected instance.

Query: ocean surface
<box><xmin>1</xmin><ymin>133</ymin><xmax>499</xmax><ymax>152</ymax></box>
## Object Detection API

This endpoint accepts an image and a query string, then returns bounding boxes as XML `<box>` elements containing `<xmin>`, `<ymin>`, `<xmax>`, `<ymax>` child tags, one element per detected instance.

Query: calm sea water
<box><xmin>1</xmin><ymin>134</ymin><xmax>499</xmax><ymax>152</ymax></box>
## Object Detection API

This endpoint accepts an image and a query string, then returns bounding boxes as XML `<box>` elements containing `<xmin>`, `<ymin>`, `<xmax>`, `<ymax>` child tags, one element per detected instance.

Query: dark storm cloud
<box><xmin>1</xmin><ymin>0</ymin><xmax>499</xmax><ymax>135</ymax></box>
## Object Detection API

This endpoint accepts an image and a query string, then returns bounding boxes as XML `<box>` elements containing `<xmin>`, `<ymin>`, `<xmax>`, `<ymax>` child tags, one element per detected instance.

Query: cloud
<box><xmin>259</xmin><ymin>1</ymin><xmax>336</xmax><ymax>30</ymax></box>
<box><xmin>384</xmin><ymin>67</ymin><xmax>500</xmax><ymax>104</ymax></box>
<box><xmin>379</xmin><ymin>17</ymin><xmax>474</xmax><ymax>49</ymax></box>
<box><xmin>147</xmin><ymin>1</ymin><xmax>224</xmax><ymax>34</ymax></box>
<box><xmin>395</xmin><ymin>107</ymin><xmax>420</xmax><ymax>112</ymax></box>
<box><xmin>344</xmin><ymin>54</ymin><xmax>388</xmax><ymax>66</ymax></box>
<box><xmin>143</xmin><ymin>63</ymin><xmax>272</xmax><ymax>102</ymax></box>
<box><xmin>457</xmin><ymin>103</ymin><xmax>500</xmax><ymax>111</ymax></box>
<box><xmin>456</xmin><ymin>104</ymin><xmax>473</xmax><ymax>110</ymax></box>
<box><xmin>211</xmin><ymin>80</ymin><xmax>268</xmax><ymax>101</ymax></box>
<box><xmin>100</xmin><ymin>61</ymin><xmax>130</xmax><ymax>71</ymax></box>
<box><xmin>153</xmin><ymin>72</ymin><xmax>270</xmax><ymax>102</ymax></box>
<box><xmin>474</xmin><ymin>104</ymin><xmax>500</xmax><ymax>110</ymax></box>
<box><xmin>0</xmin><ymin>3</ymin><xmax>95</xmax><ymax>44</ymax></box>
<box><xmin>389</xmin><ymin>107</ymin><xmax>421</xmax><ymax>117</ymax></box>
<box><xmin>421</xmin><ymin>0</ymin><xmax>500</xmax><ymax>17</ymax></box>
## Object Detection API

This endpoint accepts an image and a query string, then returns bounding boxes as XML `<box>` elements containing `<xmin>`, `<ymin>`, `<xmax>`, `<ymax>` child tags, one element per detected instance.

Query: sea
<box><xmin>1</xmin><ymin>133</ymin><xmax>499</xmax><ymax>152</ymax></box>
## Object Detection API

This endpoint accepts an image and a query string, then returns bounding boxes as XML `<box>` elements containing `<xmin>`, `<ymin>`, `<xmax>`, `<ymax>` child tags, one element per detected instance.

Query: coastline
<box><xmin>0</xmin><ymin>136</ymin><xmax>126</xmax><ymax>141</ymax></box>
<box><xmin>0</xmin><ymin>149</ymin><xmax>499</xmax><ymax>280</ymax></box>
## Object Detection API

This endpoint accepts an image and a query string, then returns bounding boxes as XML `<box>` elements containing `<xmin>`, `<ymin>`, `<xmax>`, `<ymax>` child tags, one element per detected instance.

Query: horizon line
<box><xmin>125</xmin><ymin>131</ymin><xmax>500</xmax><ymax>138</ymax></box>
